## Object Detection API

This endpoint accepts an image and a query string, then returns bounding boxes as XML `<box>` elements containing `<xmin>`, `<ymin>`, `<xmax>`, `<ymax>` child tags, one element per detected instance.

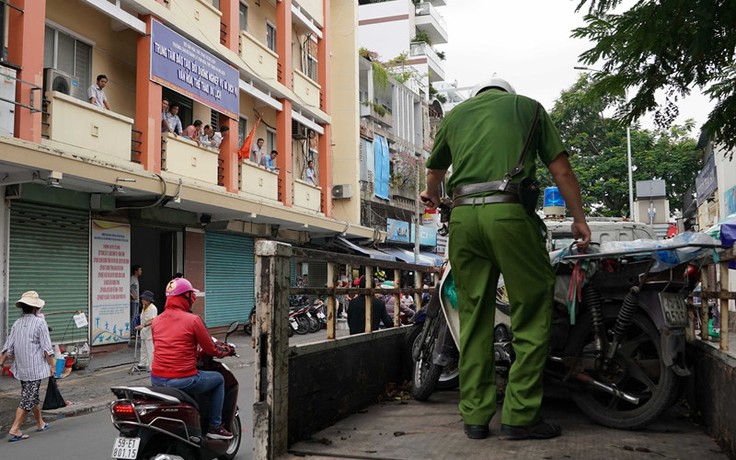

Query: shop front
<box><xmin>204</xmin><ymin>232</ymin><xmax>255</xmax><ymax>327</ymax></box>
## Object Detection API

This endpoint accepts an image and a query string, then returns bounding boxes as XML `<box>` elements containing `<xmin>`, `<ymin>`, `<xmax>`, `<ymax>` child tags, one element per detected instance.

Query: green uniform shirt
<box><xmin>426</xmin><ymin>89</ymin><xmax>567</xmax><ymax>197</ymax></box>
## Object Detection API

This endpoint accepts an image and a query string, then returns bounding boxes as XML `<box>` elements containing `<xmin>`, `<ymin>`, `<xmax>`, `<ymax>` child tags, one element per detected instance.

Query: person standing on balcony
<box><xmin>420</xmin><ymin>77</ymin><xmax>590</xmax><ymax>441</ymax></box>
<box><xmin>182</xmin><ymin>120</ymin><xmax>202</xmax><ymax>141</ymax></box>
<box><xmin>264</xmin><ymin>150</ymin><xmax>278</xmax><ymax>171</ymax></box>
<box><xmin>306</xmin><ymin>160</ymin><xmax>317</xmax><ymax>186</ymax></box>
<box><xmin>165</xmin><ymin>104</ymin><xmax>183</xmax><ymax>136</ymax></box>
<box><xmin>161</xmin><ymin>99</ymin><xmax>171</xmax><ymax>133</ymax></box>
<box><xmin>198</xmin><ymin>125</ymin><xmax>212</xmax><ymax>147</ymax></box>
<box><xmin>251</xmin><ymin>138</ymin><xmax>265</xmax><ymax>165</ymax></box>
<box><xmin>88</xmin><ymin>74</ymin><xmax>111</xmax><ymax>110</ymax></box>
<box><xmin>210</xmin><ymin>125</ymin><xmax>229</xmax><ymax>149</ymax></box>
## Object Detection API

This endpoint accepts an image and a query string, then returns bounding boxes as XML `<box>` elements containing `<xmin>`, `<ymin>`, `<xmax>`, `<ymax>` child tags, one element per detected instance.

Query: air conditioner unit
<box><xmin>44</xmin><ymin>68</ymin><xmax>77</xmax><ymax>96</ymax></box>
<box><xmin>332</xmin><ymin>184</ymin><xmax>353</xmax><ymax>199</ymax></box>
<box><xmin>291</xmin><ymin>120</ymin><xmax>308</xmax><ymax>139</ymax></box>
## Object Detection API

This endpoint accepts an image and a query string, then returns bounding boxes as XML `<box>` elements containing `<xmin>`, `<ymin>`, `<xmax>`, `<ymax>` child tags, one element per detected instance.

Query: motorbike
<box><xmin>412</xmin><ymin>203</ymin><xmax>714</xmax><ymax>429</ymax></box>
<box><xmin>110</xmin><ymin>321</ymin><xmax>241</xmax><ymax>460</ymax></box>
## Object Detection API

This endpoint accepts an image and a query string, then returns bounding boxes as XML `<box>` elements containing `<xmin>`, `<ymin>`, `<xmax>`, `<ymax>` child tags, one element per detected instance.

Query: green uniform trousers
<box><xmin>448</xmin><ymin>203</ymin><xmax>554</xmax><ymax>427</ymax></box>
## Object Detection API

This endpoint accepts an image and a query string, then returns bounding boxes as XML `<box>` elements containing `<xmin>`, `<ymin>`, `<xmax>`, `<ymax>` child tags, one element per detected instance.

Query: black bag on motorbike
<box><xmin>42</xmin><ymin>377</ymin><xmax>66</xmax><ymax>410</ymax></box>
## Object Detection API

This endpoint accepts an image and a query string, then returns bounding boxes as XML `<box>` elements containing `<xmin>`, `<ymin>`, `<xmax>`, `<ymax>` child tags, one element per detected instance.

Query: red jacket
<box><xmin>151</xmin><ymin>296</ymin><xmax>226</xmax><ymax>379</ymax></box>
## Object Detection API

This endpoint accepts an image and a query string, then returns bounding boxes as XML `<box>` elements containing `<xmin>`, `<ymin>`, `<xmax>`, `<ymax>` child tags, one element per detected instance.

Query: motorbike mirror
<box><xmin>225</xmin><ymin>320</ymin><xmax>239</xmax><ymax>340</ymax></box>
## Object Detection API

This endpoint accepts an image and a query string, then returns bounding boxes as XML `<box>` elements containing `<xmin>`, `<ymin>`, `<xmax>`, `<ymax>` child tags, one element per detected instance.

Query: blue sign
<box><xmin>150</xmin><ymin>20</ymin><xmax>239</xmax><ymax>119</ymax></box>
<box><xmin>374</xmin><ymin>134</ymin><xmax>390</xmax><ymax>200</ymax></box>
<box><xmin>695</xmin><ymin>154</ymin><xmax>718</xmax><ymax>206</ymax></box>
<box><xmin>386</xmin><ymin>218</ymin><xmax>411</xmax><ymax>243</ymax></box>
<box><xmin>416</xmin><ymin>225</ymin><xmax>437</xmax><ymax>246</ymax></box>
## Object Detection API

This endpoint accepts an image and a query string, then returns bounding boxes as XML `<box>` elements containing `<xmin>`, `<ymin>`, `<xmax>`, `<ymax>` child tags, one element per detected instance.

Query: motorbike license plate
<box><xmin>290</xmin><ymin>318</ymin><xmax>298</xmax><ymax>330</ymax></box>
<box><xmin>111</xmin><ymin>437</ymin><xmax>140</xmax><ymax>459</ymax></box>
<box><xmin>659</xmin><ymin>292</ymin><xmax>688</xmax><ymax>328</ymax></box>
<box><xmin>317</xmin><ymin>312</ymin><xmax>326</xmax><ymax>319</ymax></box>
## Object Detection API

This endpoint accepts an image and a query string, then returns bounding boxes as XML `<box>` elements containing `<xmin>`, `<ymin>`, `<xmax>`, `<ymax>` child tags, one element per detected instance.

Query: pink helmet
<box><xmin>166</xmin><ymin>277</ymin><xmax>200</xmax><ymax>297</ymax></box>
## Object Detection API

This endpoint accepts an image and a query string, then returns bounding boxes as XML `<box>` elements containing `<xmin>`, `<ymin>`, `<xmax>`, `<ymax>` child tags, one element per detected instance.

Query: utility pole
<box><xmin>627</xmin><ymin>127</ymin><xmax>635</xmax><ymax>220</ymax></box>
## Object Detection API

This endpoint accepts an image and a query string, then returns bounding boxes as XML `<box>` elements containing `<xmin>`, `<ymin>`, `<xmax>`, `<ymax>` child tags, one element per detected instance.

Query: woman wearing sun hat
<box><xmin>0</xmin><ymin>291</ymin><xmax>55</xmax><ymax>442</ymax></box>
<box><xmin>135</xmin><ymin>290</ymin><xmax>157</xmax><ymax>371</ymax></box>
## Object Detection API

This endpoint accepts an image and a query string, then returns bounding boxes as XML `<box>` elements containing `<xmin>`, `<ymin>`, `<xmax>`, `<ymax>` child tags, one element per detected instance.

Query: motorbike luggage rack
<box><xmin>111</xmin><ymin>386</ymin><xmax>182</xmax><ymax>405</ymax></box>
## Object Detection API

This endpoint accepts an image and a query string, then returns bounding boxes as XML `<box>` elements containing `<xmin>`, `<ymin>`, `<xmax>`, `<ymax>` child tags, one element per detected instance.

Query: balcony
<box><xmin>162</xmin><ymin>134</ymin><xmax>220</xmax><ymax>184</ymax></box>
<box><xmin>166</xmin><ymin>0</ymin><xmax>222</xmax><ymax>46</ymax></box>
<box><xmin>43</xmin><ymin>91</ymin><xmax>134</xmax><ymax>163</ymax></box>
<box><xmin>240</xmin><ymin>30</ymin><xmax>279</xmax><ymax>83</ymax></box>
<box><xmin>240</xmin><ymin>160</ymin><xmax>279</xmax><ymax>202</ymax></box>
<box><xmin>409</xmin><ymin>41</ymin><xmax>445</xmax><ymax>82</ymax></box>
<box><xmin>294</xmin><ymin>0</ymin><xmax>323</xmax><ymax>26</ymax></box>
<box><xmin>415</xmin><ymin>2</ymin><xmax>448</xmax><ymax>44</ymax></box>
<box><xmin>360</xmin><ymin>102</ymin><xmax>393</xmax><ymax>127</ymax></box>
<box><xmin>293</xmin><ymin>69</ymin><xmax>321</xmax><ymax>109</ymax></box>
<box><xmin>293</xmin><ymin>179</ymin><xmax>322</xmax><ymax>213</ymax></box>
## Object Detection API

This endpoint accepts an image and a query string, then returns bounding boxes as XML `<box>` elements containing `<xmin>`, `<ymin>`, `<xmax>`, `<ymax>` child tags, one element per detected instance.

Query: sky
<box><xmin>434</xmin><ymin>0</ymin><xmax>712</xmax><ymax>135</ymax></box>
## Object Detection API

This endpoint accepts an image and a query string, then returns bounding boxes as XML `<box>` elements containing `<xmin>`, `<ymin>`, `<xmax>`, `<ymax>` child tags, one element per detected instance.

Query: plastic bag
<box><xmin>599</xmin><ymin>231</ymin><xmax>719</xmax><ymax>272</ymax></box>
<box><xmin>42</xmin><ymin>377</ymin><xmax>66</xmax><ymax>410</ymax></box>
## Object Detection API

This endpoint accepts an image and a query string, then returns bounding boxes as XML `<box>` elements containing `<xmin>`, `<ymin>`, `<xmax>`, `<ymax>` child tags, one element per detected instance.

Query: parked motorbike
<box><xmin>110</xmin><ymin>321</ymin><xmax>240</xmax><ymax>460</ymax></box>
<box><xmin>411</xmin><ymin>204</ymin><xmax>713</xmax><ymax>429</ymax></box>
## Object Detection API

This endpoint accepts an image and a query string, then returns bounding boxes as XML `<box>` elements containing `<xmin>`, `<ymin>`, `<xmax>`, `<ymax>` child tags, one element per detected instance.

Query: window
<box><xmin>266</xmin><ymin>128</ymin><xmax>276</xmax><ymax>154</ymax></box>
<box><xmin>239</xmin><ymin>2</ymin><xmax>248</xmax><ymax>32</ymax></box>
<box><xmin>266</xmin><ymin>22</ymin><xmax>276</xmax><ymax>52</ymax></box>
<box><xmin>238</xmin><ymin>116</ymin><xmax>247</xmax><ymax>147</ymax></box>
<box><xmin>44</xmin><ymin>25</ymin><xmax>92</xmax><ymax>101</ymax></box>
<box><xmin>307</xmin><ymin>54</ymin><xmax>318</xmax><ymax>81</ymax></box>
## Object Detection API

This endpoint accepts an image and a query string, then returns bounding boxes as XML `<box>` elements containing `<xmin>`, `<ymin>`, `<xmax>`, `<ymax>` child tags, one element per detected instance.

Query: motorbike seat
<box><xmin>149</xmin><ymin>386</ymin><xmax>199</xmax><ymax>410</ymax></box>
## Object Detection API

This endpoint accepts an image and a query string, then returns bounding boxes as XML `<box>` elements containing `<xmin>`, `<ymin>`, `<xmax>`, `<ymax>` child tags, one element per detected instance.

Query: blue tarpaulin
<box><xmin>373</xmin><ymin>134</ymin><xmax>390</xmax><ymax>200</ymax></box>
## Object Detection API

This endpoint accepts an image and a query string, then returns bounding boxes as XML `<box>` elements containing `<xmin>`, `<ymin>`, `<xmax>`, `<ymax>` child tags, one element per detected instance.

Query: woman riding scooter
<box><xmin>150</xmin><ymin>277</ymin><xmax>233</xmax><ymax>440</ymax></box>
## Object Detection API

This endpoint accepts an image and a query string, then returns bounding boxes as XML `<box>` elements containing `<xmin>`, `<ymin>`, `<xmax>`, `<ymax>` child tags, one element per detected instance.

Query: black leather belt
<box><xmin>452</xmin><ymin>194</ymin><xmax>520</xmax><ymax>207</ymax></box>
<box><xmin>453</xmin><ymin>181</ymin><xmax>518</xmax><ymax>198</ymax></box>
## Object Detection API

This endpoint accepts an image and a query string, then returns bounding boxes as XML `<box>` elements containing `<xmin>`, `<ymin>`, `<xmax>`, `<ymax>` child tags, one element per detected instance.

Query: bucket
<box><xmin>64</xmin><ymin>356</ymin><xmax>75</xmax><ymax>368</ymax></box>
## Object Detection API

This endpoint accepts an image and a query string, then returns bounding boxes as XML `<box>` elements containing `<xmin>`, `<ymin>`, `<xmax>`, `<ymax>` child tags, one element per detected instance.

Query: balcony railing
<box><xmin>293</xmin><ymin>179</ymin><xmax>322</xmax><ymax>213</ymax></box>
<box><xmin>415</xmin><ymin>2</ymin><xmax>447</xmax><ymax>32</ymax></box>
<box><xmin>293</xmin><ymin>69</ymin><xmax>321</xmax><ymax>109</ymax></box>
<box><xmin>240</xmin><ymin>30</ymin><xmax>279</xmax><ymax>82</ymax></box>
<box><xmin>43</xmin><ymin>91</ymin><xmax>134</xmax><ymax>162</ymax></box>
<box><xmin>166</xmin><ymin>0</ymin><xmax>222</xmax><ymax>46</ymax></box>
<box><xmin>409</xmin><ymin>41</ymin><xmax>445</xmax><ymax>81</ymax></box>
<box><xmin>360</xmin><ymin>102</ymin><xmax>393</xmax><ymax>126</ymax></box>
<box><xmin>162</xmin><ymin>134</ymin><xmax>220</xmax><ymax>184</ymax></box>
<box><xmin>240</xmin><ymin>159</ymin><xmax>279</xmax><ymax>201</ymax></box>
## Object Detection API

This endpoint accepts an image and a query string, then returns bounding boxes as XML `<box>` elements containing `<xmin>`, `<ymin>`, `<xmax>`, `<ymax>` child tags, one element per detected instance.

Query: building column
<box><xmin>8</xmin><ymin>0</ymin><xmax>46</xmax><ymax>143</ymax></box>
<box><xmin>219</xmin><ymin>0</ymin><xmax>240</xmax><ymax>54</ymax></box>
<box><xmin>276</xmin><ymin>0</ymin><xmax>292</xmax><ymax>87</ymax></box>
<box><xmin>276</xmin><ymin>0</ymin><xmax>293</xmax><ymax>206</ymax></box>
<box><xmin>218</xmin><ymin>114</ymin><xmax>239</xmax><ymax>193</ymax></box>
<box><xmin>135</xmin><ymin>16</ymin><xmax>162</xmax><ymax>173</ymax></box>
<box><xmin>318</xmin><ymin>0</ymin><xmax>333</xmax><ymax>217</ymax></box>
<box><xmin>277</xmin><ymin>99</ymin><xmax>293</xmax><ymax>206</ymax></box>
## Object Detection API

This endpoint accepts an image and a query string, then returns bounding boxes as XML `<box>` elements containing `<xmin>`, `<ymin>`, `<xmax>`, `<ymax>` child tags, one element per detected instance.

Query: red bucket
<box><xmin>64</xmin><ymin>356</ymin><xmax>76</xmax><ymax>368</ymax></box>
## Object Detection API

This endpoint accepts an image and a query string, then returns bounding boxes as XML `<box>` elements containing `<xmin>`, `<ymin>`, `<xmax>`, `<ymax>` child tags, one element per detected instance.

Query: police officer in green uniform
<box><xmin>420</xmin><ymin>78</ymin><xmax>591</xmax><ymax>440</ymax></box>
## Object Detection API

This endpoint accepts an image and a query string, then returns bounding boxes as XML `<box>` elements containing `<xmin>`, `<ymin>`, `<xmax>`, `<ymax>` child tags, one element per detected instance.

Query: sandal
<box><xmin>36</xmin><ymin>423</ymin><xmax>50</xmax><ymax>432</ymax></box>
<box><xmin>501</xmin><ymin>419</ymin><xmax>562</xmax><ymax>440</ymax></box>
<box><xmin>8</xmin><ymin>433</ymin><xmax>29</xmax><ymax>442</ymax></box>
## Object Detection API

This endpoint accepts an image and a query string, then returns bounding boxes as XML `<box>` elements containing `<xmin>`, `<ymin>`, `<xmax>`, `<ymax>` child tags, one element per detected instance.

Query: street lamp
<box><xmin>574</xmin><ymin>66</ymin><xmax>635</xmax><ymax>219</ymax></box>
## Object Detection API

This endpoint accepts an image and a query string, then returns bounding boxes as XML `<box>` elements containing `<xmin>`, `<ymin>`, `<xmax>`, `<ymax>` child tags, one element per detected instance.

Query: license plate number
<box><xmin>317</xmin><ymin>312</ymin><xmax>325</xmax><ymax>319</ymax></box>
<box><xmin>111</xmin><ymin>437</ymin><xmax>140</xmax><ymax>459</ymax></box>
<box><xmin>660</xmin><ymin>293</ymin><xmax>687</xmax><ymax>327</ymax></box>
<box><xmin>289</xmin><ymin>318</ymin><xmax>298</xmax><ymax>330</ymax></box>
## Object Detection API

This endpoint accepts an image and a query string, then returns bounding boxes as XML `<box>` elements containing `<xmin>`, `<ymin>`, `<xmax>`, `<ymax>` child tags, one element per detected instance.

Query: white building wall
<box><xmin>358</xmin><ymin>0</ymin><xmax>414</xmax><ymax>62</ymax></box>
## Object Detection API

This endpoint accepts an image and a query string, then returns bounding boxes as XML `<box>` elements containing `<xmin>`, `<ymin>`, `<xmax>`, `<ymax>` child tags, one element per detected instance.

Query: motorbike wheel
<box><xmin>435</xmin><ymin>356</ymin><xmax>459</xmax><ymax>391</ymax></box>
<box><xmin>411</xmin><ymin>315</ymin><xmax>444</xmax><ymax>401</ymax></box>
<box><xmin>295</xmin><ymin>316</ymin><xmax>310</xmax><ymax>335</ymax></box>
<box><xmin>218</xmin><ymin>414</ymin><xmax>242</xmax><ymax>460</ymax></box>
<box><xmin>307</xmin><ymin>314</ymin><xmax>320</xmax><ymax>333</ymax></box>
<box><xmin>566</xmin><ymin>307</ymin><xmax>679</xmax><ymax>430</ymax></box>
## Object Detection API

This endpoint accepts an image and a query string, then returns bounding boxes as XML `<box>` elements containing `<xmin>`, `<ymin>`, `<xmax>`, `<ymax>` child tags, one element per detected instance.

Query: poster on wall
<box><xmin>91</xmin><ymin>221</ymin><xmax>132</xmax><ymax>346</ymax></box>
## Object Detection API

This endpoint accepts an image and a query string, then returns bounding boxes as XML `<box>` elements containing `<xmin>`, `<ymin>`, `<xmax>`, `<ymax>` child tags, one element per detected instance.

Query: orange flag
<box><xmin>238</xmin><ymin>114</ymin><xmax>263</xmax><ymax>162</ymax></box>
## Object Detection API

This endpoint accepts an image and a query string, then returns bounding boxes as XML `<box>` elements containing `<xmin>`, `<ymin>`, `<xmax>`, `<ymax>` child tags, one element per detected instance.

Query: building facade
<box><xmin>0</xmin><ymin>0</ymin><xmax>369</xmax><ymax>346</ymax></box>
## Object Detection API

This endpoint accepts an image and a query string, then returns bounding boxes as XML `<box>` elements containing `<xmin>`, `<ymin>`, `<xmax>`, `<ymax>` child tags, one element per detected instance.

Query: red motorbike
<box><xmin>110</xmin><ymin>321</ymin><xmax>240</xmax><ymax>460</ymax></box>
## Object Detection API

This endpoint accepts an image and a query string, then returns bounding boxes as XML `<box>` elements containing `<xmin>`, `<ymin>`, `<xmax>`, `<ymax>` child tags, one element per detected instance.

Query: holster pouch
<box><xmin>518</xmin><ymin>177</ymin><xmax>540</xmax><ymax>215</ymax></box>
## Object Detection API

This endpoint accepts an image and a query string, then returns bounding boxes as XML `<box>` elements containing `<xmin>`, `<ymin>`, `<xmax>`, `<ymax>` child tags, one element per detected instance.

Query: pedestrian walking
<box><xmin>0</xmin><ymin>291</ymin><xmax>55</xmax><ymax>442</ymax></box>
<box><xmin>421</xmin><ymin>77</ymin><xmax>591</xmax><ymax>441</ymax></box>
<box><xmin>135</xmin><ymin>290</ymin><xmax>157</xmax><ymax>371</ymax></box>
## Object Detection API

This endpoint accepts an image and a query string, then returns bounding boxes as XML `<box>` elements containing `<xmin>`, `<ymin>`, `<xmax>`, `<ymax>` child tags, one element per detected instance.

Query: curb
<box><xmin>42</xmin><ymin>398</ymin><xmax>113</xmax><ymax>422</ymax></box>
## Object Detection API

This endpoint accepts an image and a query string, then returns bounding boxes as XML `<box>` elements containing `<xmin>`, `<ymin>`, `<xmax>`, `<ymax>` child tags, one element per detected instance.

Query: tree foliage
<box><xmin>572</xmin><ymin>0</ymin><xmax>736</xmax><ymax>156</ymax></box>
<box><xmin>538</xmin><ymin>75</ymin><xmax>702</xmax><ymax>217</ymax></box>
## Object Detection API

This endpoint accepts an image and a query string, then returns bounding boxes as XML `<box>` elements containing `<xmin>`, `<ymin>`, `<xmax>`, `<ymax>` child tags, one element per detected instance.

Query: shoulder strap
<box><xmin>499</xmin><ymin>102</ymin><xmax>541</xmax><ymax>190</ymax></box>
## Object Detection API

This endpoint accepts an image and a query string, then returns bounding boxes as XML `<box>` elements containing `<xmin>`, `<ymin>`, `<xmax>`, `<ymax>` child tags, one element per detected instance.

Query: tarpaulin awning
<box><xmin>335</xmin><ymin>237</ymin><xmax>396</xmax><ymax>262</ymax></box>
<box><xmin>379</xmin><ymin>247</ymin><xmax>444</xmax><ymax>266</ymax></box>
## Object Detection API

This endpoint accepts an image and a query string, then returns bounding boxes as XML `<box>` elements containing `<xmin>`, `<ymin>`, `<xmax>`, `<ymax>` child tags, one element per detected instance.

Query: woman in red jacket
<box><xmin>150</xmin><ymin>277</ymin><xmax>232</xmax><ymax>440</ymax></box>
